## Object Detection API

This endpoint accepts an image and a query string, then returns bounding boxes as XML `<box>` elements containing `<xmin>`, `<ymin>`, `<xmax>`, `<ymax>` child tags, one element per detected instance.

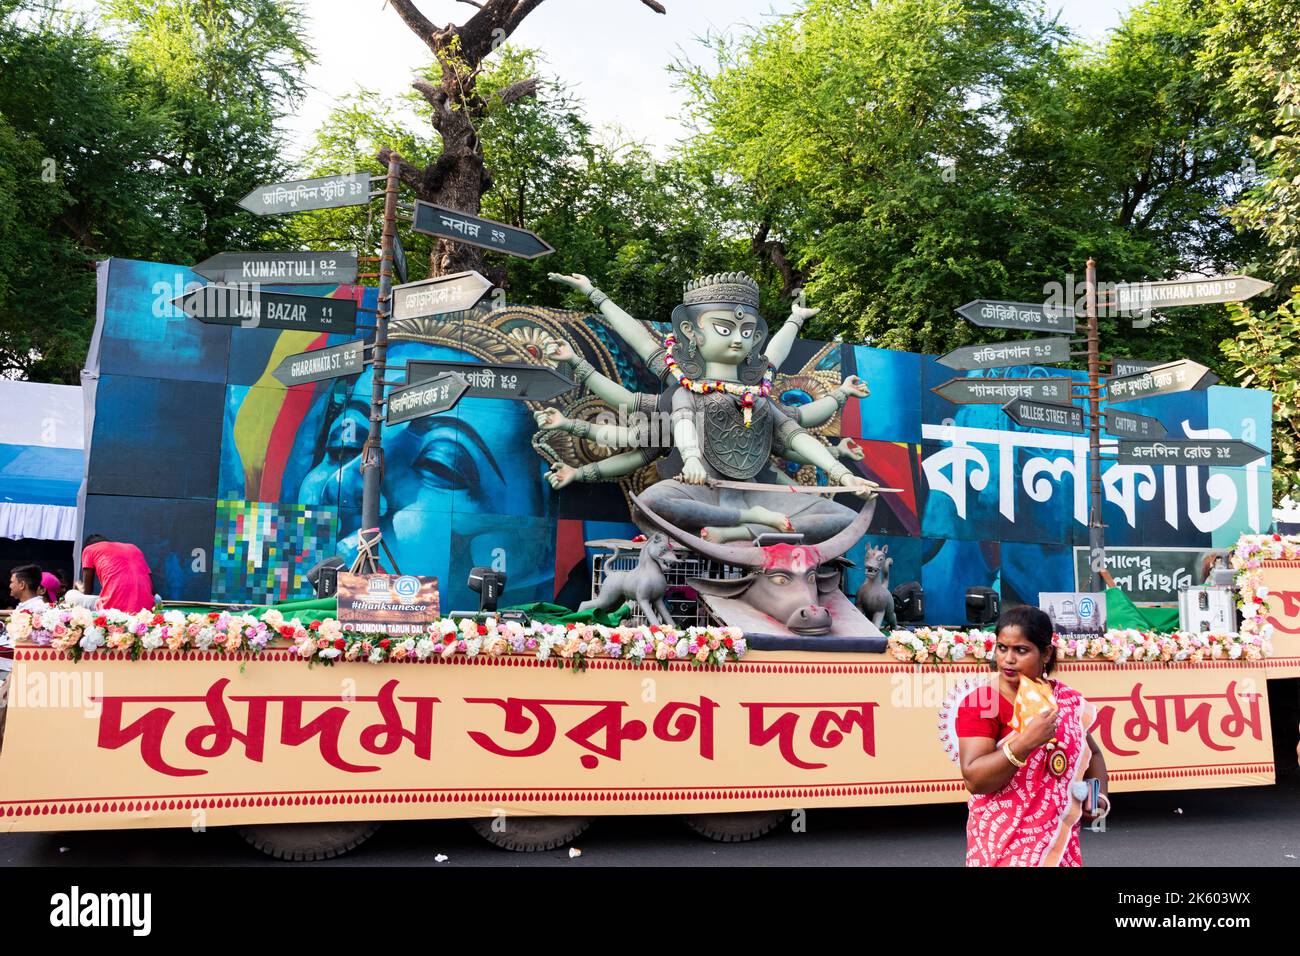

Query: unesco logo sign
<box><xmin>1078</xmin><ymin>596</ymin><xmax>1097</xmax><ymax>620</ymax></box>
<box><xmin>393</xmin><ymin>575</ymin><xmax>421</xmax><ymax>605</ymax></box>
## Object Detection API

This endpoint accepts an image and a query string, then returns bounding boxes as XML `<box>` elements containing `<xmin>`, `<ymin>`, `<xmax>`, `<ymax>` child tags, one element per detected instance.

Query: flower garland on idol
<box><xmin>886</xmin><ymin>626</ymin><xmax>1271</xmax><ymax>666</ymax></box>
<box><xmin>5</xmin><ymin>604</ymin><xmax>748</xmax><ymax>671</ymax></box>
<box><xmin>663</xmin><ymin>334</ymin><xmax>774</xmax><ymax>427</ymax></box>
<box><xmin>1231</xmin><ymin>532</ymin><xmax>1300</xmax><ymax>641</ymax></box>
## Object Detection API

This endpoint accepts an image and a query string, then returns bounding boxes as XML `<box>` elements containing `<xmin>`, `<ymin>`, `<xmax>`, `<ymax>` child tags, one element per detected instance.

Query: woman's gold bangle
<box><xmin>1002</xmin><ymin>742</ymin><xmax>1027</xmax><ymax>768</ymax></box>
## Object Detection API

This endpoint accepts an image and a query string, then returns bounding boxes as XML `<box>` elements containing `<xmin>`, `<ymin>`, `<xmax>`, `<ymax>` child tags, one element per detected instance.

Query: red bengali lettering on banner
<box><xmin>742</xmin><ymin>701</ymin><xmax>878</xmax><ymax>770</ymax></box>
<box><xmin>1089</xmin><ymin>680</ymin><xmax>1262</xmax><ymax>758</ymax></box>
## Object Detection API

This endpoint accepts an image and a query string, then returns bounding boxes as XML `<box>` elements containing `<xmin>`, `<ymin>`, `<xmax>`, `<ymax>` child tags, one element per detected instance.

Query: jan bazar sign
<box><xmin>0</xmin><ymin>643</ymin><xmax>1275</xmax><ymax>831</ymax></box>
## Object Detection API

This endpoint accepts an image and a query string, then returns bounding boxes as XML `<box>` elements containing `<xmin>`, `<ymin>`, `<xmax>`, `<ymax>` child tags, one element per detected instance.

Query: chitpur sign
<box><xmin>0</xmin><ymin>647</ymin><xmax>1279</xmax><ymax>832</ymax></box>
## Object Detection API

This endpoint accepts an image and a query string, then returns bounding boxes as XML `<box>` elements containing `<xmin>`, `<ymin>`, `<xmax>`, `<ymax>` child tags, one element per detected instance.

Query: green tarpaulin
<box><xmin>1105</xmin><ymin>588</ymin><xmax>1181</xmax><ymax>633</ymax></box>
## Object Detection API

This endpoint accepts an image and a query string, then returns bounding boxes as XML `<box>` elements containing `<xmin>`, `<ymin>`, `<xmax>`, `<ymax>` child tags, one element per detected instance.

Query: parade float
<box><xmin>0</xmin><ymin>165</ymin><xmax>1294</xmax><ymax>859</ymax></box>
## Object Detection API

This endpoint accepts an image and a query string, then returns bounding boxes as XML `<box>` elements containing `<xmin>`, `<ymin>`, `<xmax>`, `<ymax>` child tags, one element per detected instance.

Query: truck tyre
<box><xmin>239</xmin><ymin>821</ymin><xmax>382</xmax><ymax>861</ymax></box>
<box><xmin>469</xmin><ymin>815</ymin><xmax>591</xmax><ymax>852</ymax></box>
<box><xmin>683</xmin><ymin>810</ymin><xmax>787</xmax><ymax>842</ymax></box>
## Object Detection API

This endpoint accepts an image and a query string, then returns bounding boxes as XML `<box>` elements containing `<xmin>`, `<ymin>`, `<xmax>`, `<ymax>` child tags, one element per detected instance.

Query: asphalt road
<box><xmin>2</xmin><ymin>770</ymin><xmax>1297</xmax><ymax>868</ymax></box>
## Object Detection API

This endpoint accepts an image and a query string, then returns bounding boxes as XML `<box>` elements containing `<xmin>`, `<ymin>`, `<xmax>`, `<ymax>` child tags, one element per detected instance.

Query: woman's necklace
<box><xmin>663</xmin><ymin>334</ymin><xmax>774</xmax><ymax>427</ymax></box>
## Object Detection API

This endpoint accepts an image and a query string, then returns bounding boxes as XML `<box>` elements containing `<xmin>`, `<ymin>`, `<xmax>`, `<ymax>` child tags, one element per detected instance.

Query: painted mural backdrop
<box><xmin>81</xmin><ymin>258</ymin><xmax>1273</xmax><ymax>622</ymax></box>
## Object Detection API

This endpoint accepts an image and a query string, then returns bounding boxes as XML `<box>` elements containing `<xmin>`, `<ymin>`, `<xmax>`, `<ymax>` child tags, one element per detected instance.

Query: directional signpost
<box><xmin>1113</xmin><ymin>439</ymin><xmax>1268</xmax><ymax>467</ymax></box>
<box><xmin>1107</xmin><ymin>359</ymin><xmax>1216</xmax><ymax>403</ymax></box>
<box><xmin>1104</xmin><ymin>409</ymin><xmax>1167</xmax><ymax>440</ymax></box>
<box><xmin>1002</xmin><ymin>397</ymin><xmax>1085</xmax><ymax>434</ymax></box>
<box><xmin>272</xmin><ymin>340</ymin><xmax>368</xmax><ymax>387</ymax></box>
<box><xmin>407</xmin><ymin>359</ymin><xmax>575</xmax><ymax>401</ymax></box>
<box><xmin>411</xmin><ymin>201</ymin><xmax>555</xmax><ymax>260</ymax></box>
<box><xmin>237</xmin><ymin>172</ymin><xmax>373</xmax><ymax>215</ymax></box>
<box><xmin>955</xmin><ymin>300</ymin><xmax>1076</xmax><ymax>333</ymax></box>
<box><xmin>1111</xmin><ymin>357</ymin><xmax>1161</xmax><ymax>378</ymax></box>
<box><xmin>1107</xmin><ymin>275</ymin><xmax>1274</xmax><ymax>313</ymax></box>
<box><xmin>931</xmin><ymin>376</ymin><xmax>1073</xmax><ymax>406</ymax></box>
<box><xmin>172</xmin><ymin>286</ymin><xmax>357</xmax><ymax>334</ymax></box>
<box><xmin>193</xmin><ymin>251</ymin><xmax>358</xmax><ymax>286</ymax></box>
<box><xmin>386</xmin><ymin>372</ymin><xmax>470</xmax><ymax>425</ymax></box>
<box><xmin>938</xmin><ymin>336</ymin><xmax>1071</xmax><ymax>371</ymax></box>
<box><xmin>392</xmin><ymin>230</ymin><xmax>409</xmax><ymax>285</ymax></box>
<box><xmin>392</xmin><ymin>271</ymin><xmax>493</xmax><ymax>321</ymax></box>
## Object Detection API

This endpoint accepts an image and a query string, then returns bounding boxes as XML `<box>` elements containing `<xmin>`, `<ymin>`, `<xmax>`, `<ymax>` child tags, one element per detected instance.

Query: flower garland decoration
<box><xmin>886</xmin><ymin>626</ymin><xmax>1270</xmax><ymax>666</ymax></box>
<box><xmin>1231</xmin><ymin>532</ymin><xmax>1300</xmax><ymax>641</ymax></box>
<box><xmin>5</xmin><ymin>604</ymin><xmax>748</xmax><ymax>672</ymax></box>
<box><xmin>663</xmin><ymin>334</ymin><xmax>774</xmax><ymax>427</ymax></box>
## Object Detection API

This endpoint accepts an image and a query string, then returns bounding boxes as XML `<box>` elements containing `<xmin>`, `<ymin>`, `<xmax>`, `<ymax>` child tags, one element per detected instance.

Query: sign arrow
<box><xmin>411</xmin><ymin>201</ymin><xmax>554</xmax><ymax>260</ymax></box>
<box><xmin>1002</xmin><ymin>397</ymin><xmax>1085</xmax><ymax>434</ymax></box>
<box><xmin>391</xmin><ymin>271</ymin><xmax>493</xmax><ymax>321</ymax></box>
<box><xmin>386</xmin><ymin>372</ymin><xmax>470</xmax><ymax>425</ymax></box>
<box><xmin>272</xmin><ymin>339</ymin><xmax>369</xmax><ymax>387</ymax></box>
<box><xmin>1112</xmin><ymin>439</ymin><xmax>1269</xmax><ymax>467</ymax></box>
<box><xmin>956</xmin><ymin>300</ymin><xmax>1076</xmax><ymax>334</ymax></box>
<box><xmin>392</xmin><ymin>230</ymin><xmax>409</xmax><ymax>285</ymax></box>
<box><xmin>1104</xmin><ymin>409</ymin><xmax>1167</xmax><ymax>440</ymax></box>
<box><xmin>1106</xmin><ymin>359</ymin><xmax>1217</xmax><ymax>403</ymax></box>
<box><xmin>931</xmin><ymin>376</ymin><xmax>1073</xmax><ymax>406</ymax></box>
<box><xmin>1107</xmin><ymin>275</ymin><xmax>1274</xmax><ymax>312</ymax></box>
<box><xmin>407</xmin><ymin>359</ymin><xmax>575</xmax><ymax>402</ymax></box>
<box><xmin>236</xmin><ymin>172</ymin><xmax>372</xmax><ymax>216</ymax></box>
<box><xmin>193</xmin><ymin>251</ymin><xmax>357</xmax><ymax>285</ymax></box>
<box><xmin>172</xmin><ymin>286</ymin><xmax>357</xmax><ymax>334</ymax></box>
<box><xmin>938</xmin><ymin>336</ymin><xmax>1071</xmax><ymax>371</ymax></box>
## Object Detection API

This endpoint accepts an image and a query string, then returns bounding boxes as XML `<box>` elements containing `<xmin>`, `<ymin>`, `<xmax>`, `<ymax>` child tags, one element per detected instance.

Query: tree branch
<box><xmin>494</xmin><ymin>76</ymin><xmax>539</xmax><ymax>107</ymax></box>
<box><xmin>385</xmin><ymin>0</ymin><xmax>442</xmax><ymax>50</ymax></box>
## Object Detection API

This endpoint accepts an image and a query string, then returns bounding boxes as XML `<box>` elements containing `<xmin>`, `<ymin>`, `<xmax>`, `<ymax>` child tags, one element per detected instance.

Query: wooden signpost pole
<box><xmin>1085</xmin><ymin>257</ymin><xmax>1106</xmax><ymax>591</ymax></box>
<box><xmin>360</xmin><ymin>154</ymin><xmax>403</xmax><ymax>565</ymax></box>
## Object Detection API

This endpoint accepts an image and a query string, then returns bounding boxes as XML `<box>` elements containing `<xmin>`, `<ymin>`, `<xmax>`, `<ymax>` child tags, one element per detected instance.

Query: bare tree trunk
<box><xmin>381</xmin><ymin>0</ymin><xmax>667</xmax><ymax>278</ymax></box>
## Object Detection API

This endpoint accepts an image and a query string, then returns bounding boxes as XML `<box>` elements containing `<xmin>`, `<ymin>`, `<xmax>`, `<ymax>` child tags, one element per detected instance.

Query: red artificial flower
<box><xmin>1273</xmin><ymin>533</ymin><xmax>1282</xmax><ymax>542</ymax></box>
<box><xmin>443</xmin><ymin>634</ymin><xmax>456</xmax><ymax>645</ymax></box>
<box><xmin>333</xmin><ymin>638</ymin><xmax>346</xmax><ymax>650</ymax></box>
<box><xmin>649</xmin><ymin>625</ymin><xmax>660</xmax><ymax>634</ymax></box>
<box><xmin>309</xmin><ymin>620</ymin><xmax>321</xmax><ymax>631</ymax></box>
<box><xmin>208</xmin><ymin>612</ymin><xmax>220</xmax><ymax>621</ymax></box>
<box><xmin>723</xmin><ymin>636</ymin><xmax>734</xmax><ymax>648</ymax></box>
<box><xmin>984</xmin><ymin>639</ymin><xmax>994</xmax><ymax>651</ymax></box>
<box><xmin>954</xmin><ymin>635</ymin><xmax>965</xmax><ymax>643</ymax></box>
<box><xmin>152</xmin><ymin>614</ymin><xmax>165</xmax><ymax>625</ymax></box>
<box><xmin>379</xmin><ymin>639</ymin><xmax>391</xmax><ymax>649</ymax></box>
<box><xmin>477</xmin><ymin>624</ymin><xmax>488</xmax><ymax>636</ymax></box>
<box><xmin>608</xmin><ymin>633</ymin><xmax>621</xmax><ymax>644</ymax></box>
<box><xmin>94</xmin><ymin>615</ymin><xmax>107</xmax><ymax>628</ymax></box>
<box><xmin>278</xmin><ymin>625</ymin><xmax>295</xmax><ymax>638</ymax></box>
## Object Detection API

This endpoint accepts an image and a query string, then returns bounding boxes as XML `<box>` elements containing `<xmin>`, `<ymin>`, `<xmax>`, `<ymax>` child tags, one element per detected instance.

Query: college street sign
<box><xmin>1108</xmin><ymin>275</ymin><xmax>1274</xmax><ymax>312</ymax></box>
<box><xmin>385</xmin><ymin>372</ymin><xmax>470</xmax><ymax>425</ymax></box>
<box><xmin>391</xmin><ymin>271</ymin><xmax>493</xmax><ymax>321</ymax></box>
<box><xmin>407</xmin><ymin>360</ymin><xmax>575</xmax><ymax>401</ymax></box>
<box><xmin>1106</xmin><ymin>359</ymin><xmax>1216</xmax><ymax>403</ymax></box>
<box><xmin>1112</xmin><ymin>439</ymin><xmax>1269</xmax><ymax>467</ymax></box>
<box><xmin>172</xmin><ymin>286</ymin><xmax>357</xmax><ymax>334</ymax></box>
<box><xmin>193</xmin><ymin>251</ymin><xmax>358</xmax><ymax>285</ymax></box>
<box><xmin>937</xmin><ymin>336</ymin><xmax>1071</xmax><ymax>371</ymax></box>
<box><xmin>1002</xmin><ymin>397</ymin><xmax>1085</xmax><ymax>434</ymax></box>
<box><xmin>931</xmin><ymin>376</ymin><xmax>1073</xmax><ymax>406</ymax></box>
<box><xmin>411</xmin><ymin>201</ymin><xmax>554</xmax><ymax>260</ymax></box>
<box><xmin>271</xmin><ymin>340</ymin><xmax>368</xmax><ymax>387</ymax></box>
<box><xmin>236</xmin><ymin>172</ymin><xmax>373</xmax><ymax>215</ymax></box>
<box><xmin>955</xmin><ymin>300</ymin><xmax>1077</xmax><ymax>334</ymax></box>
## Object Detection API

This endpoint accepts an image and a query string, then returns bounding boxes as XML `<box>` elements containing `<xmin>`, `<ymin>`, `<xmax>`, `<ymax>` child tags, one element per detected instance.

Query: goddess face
<box><xmin>686</xmin><ymin>306</ymin><xmax>761</xmax><ymax>367</ymax></box>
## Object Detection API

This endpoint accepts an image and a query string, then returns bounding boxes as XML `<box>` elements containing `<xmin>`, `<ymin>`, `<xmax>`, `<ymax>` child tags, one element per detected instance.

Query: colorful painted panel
<box><xmin>212</xmin><ymin>500</ymin><xmax>338</xmax><ymax>604</ymax></box>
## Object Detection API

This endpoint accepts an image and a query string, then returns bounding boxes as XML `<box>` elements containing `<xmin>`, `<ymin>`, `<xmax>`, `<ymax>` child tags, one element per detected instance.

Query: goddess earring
<box><xmin>686</xmin><ymin>335</ymin><xmax>697</xmax><ymax>358</ymax></box>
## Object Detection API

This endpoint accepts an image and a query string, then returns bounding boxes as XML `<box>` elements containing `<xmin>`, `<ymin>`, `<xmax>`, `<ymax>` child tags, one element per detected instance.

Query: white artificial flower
<box><xmin>368</xmin><ymin>648</ymin><xmax>385</xmax><ymax>664</ymax></box>
<box><xmin>415</xmin><ymin>638</ymin><xmax>435</xmax><ymax>660</ymax></box>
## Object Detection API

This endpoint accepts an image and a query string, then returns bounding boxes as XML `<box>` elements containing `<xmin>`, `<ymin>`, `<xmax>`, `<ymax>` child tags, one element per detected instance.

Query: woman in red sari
<box><xmin>953</xmin><ymin>605</ymin><xmax>1109</xmax><ymax>866</ymax></box>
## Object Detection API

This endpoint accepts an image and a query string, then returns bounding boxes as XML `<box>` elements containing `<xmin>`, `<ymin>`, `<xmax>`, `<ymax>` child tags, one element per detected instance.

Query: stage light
<box><xmin>892</xmin><ymin>581</ymin><xmax>925</xmax><ymax>623</ymax></box>
<box><xmin>468</xmin><ymin>566</ymin><xmax>506</xmax><ymax>613</ymax></box>
<box><xmin>965</xmin><ymin>586</ymin><xmax>1000</xmax><ymax>626</ymax></box>
<box><xmin>306</xmin><ymin>556</ymin><xmax>345</xmax><ymax>599</ymax></box>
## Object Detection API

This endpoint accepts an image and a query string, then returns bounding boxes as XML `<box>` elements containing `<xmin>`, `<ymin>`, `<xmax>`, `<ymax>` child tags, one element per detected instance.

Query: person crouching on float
<box><xmin>949</xmin><ymin>605</ymin><xmax>1110</xmax><ymax>866</ymax></box>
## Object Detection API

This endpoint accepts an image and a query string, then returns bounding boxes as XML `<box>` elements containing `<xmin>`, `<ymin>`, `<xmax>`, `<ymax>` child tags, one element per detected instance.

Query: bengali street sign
<box><xmin>1072</xmin><ymin>546</ymin><xmax>1213</xmax><ymax>605</ymax></box>
<box><xmin>236</xmin><ymin>172</ymin><xmax>372</xmax><ymax>216</ymax></box>
<box><xmin>1107</xmin><ymin>275</ymin><xmax>1274</xmax><ymax>312</ymax></box>
<box><xmin>1113</xmin><ymin>439</ymin><xmax>1268</xmax><ymax>467</ymax></box>
<box><xmin>386</xmin><ymin>372</ymin><xmax>470</xmax><ymax>425</ymax></box>
<box><xmin>391</xmin><ymin>271</ymin><xmax>493</xmax><ymax>321</ymax></box>
<box><xmin>271</xmin><ymin>339</ymin><xmax>368</xmax><ymax>387</ymax></box>
<box><xmin>1104</xmin><ymin>409</ymin><xmax>1167</xmax><ymax>441</ymax></box>
<box><xmin>411</xmin><ymin>201</ymin><xmax>555</xmax><ymax>260</ymax></box>
<box><xmin>1002</xmin><ymin>397</ymin><xmax>1085</xmax><ymax>434</ymax></box>
<box><xmin>955</xmin><ymin>300</ymin><xmax>1077</xmax><ymax>334</ymax></box>
<box><xmin>193</xmin><ymin>251</ymin><xmax>358</xmax><ymax>285</ymax></box>
<box><xmin>172</xmin><ymin>286</ymin><xmax>357</xmax><ymax>334</ymax></box>
<box><xmin>1111</xmin><ymin>357</ymin><xmax>1162</xmax><ymax>378</ymax></box>
<box><xmin>938</xmin><ymin>336</ymin><xmax>1071</xmax><ymax>371</ymax></box>
<box><xmin>407</xmin><ymin>359</ymin><xmax>575</xmax><ymax>401</ymax></box>
<box><xmin>393</xmin><ymin>230</ymin><xmax>409</xmax><ymax>285</ymax></box>
<box><xmin>1106</xmin><ymin>359</ymin><xmax>1216</xmax><ymax>403</ymax></box>
<box><xmin>931</xmin><ymin>376</ymin><xmax>1073</xmax><ymax>406</ymax></box>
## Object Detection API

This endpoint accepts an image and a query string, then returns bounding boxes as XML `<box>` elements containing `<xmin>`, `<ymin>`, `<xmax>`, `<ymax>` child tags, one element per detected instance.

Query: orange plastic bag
<box><xmin>1010</xmin><ymin>676</ymin><xmax>1057</xmax><ymax>733</ymax></box>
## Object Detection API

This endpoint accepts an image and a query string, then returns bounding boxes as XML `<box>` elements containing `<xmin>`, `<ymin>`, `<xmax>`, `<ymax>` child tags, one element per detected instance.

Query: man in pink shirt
<box><xmin>81</xmin><ymin>535</ymin><xmax>156</xmax><ymax>613</ymax></box>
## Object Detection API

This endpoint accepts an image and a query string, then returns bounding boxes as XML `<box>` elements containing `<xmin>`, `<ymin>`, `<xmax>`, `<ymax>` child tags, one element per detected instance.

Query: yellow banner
<box><xmin>1259</xmin><ymin>561</ymin><xmax>1300</xmax><ymax>672</ymax></box>
<box><xmin>0</xmin><ymin>648</ymin><xmax>1276</xmax><ymax>832</ymax></box>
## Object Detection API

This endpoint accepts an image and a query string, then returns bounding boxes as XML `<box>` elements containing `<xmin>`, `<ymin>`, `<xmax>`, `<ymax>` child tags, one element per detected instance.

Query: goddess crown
<box><xmin>682</xmin><ymin>272</ymin><xmax>761</xmax><ymax>308</ymax></box>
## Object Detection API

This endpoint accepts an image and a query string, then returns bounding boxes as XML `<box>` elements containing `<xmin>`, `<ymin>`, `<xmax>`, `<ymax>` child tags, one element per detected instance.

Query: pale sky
<box><xmin>281</xmin><ymin>0</ymin><xmax>1136</xmax><ymax>161</ymax></box>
